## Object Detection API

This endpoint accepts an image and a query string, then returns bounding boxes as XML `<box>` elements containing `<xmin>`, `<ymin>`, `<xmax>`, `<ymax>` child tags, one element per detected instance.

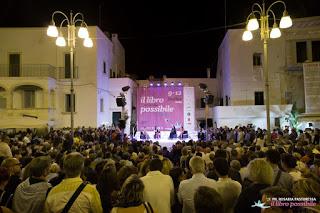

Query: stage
<box><xmin>134</xmin><ymin>131</ymin><xmax>198</xmax><ymax>148</ymax></box>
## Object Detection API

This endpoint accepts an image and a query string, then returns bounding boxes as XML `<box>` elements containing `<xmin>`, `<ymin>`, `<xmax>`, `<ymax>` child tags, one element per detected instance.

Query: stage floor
<box><xmin>134</xmin><ymin>131</ymin><xmax>198</xmax><ymax>148</ymax></box>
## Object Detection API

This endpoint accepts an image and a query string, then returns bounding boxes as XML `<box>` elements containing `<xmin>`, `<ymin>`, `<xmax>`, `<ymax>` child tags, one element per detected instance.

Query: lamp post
<box><xmin>242</xmin><ymin>1</ymin><xmax>292</xmax><ymax>143</ymax></box>
<box><xmin>47</xmin><ymin>11</ymin><xmax>93</xmax><ymax>139</ymax></box>
<box><xmin>199</xmin><ymin>83</ymin><xmax>210</xmax><ymax>141</ymax></box>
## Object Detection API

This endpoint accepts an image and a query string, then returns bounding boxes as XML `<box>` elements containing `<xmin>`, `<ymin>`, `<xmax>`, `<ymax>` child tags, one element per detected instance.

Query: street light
<box><xmin>242</xmin><ymin>1</ymin><xmax>292</xmax><ymax>143</ymax></box>
<box><xmin>47</xmin><ymin>11</ymin><xmax>93</xmax><ymax>140</ymax></box>
<box><xmin>199</xmin><ymin>83</ymin><xmax>210</xmax><ymax>141</ymax></box>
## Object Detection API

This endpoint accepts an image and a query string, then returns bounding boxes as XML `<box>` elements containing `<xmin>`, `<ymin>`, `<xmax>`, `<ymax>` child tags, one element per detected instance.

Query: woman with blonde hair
<box><xmin>161</xmin><ymin>158</ymin><xmax>173</xmax><ymax>175</ymax></box>
<box><xmin>111</xmin><ymin>175</ymin><xmax>155</xmax><ymax>213</ymax></box>
<box><xmin>235</xmin><ymin>159</ymin><xmax>274</xmax><ymax>213</ymax></box>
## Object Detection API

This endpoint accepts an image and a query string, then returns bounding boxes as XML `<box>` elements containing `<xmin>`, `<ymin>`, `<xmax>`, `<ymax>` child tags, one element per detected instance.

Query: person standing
<box><xmin>140</xmin><ymin>158</ymin><xmax>174</xmax><ymax>213</ymax></box>
<box><xmin>0</xmin><ymin>135</ymin><xmax>12</xmax><ymax>159</ymax></box>
<box><xmin>178</xmin><ymin>156</ymin><xmax>217</xmax><ymax>213</ymax></box>
<box><xmin>1</xmin><ymin>158</ymin><xmax>22</xmax><ymax>208</ymax></box>
<box><xmin>45</xmin><ymin>152</ymin><xmax>103</xmax><ymax>213</ymax></box>
<box><xmin>13</xmin><ymin>156</ymin><xmax>51</xmax><ymax>213</ymax></box>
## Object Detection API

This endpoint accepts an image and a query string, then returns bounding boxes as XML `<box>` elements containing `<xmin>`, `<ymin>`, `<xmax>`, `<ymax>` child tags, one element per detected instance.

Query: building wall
<box><xmin>219</xmin><ymin>29</ymin><xmax>286</xmax><ymax>106</ymax></box>
<box><xmin>217</xmin><ymin>17</ymin><xmax>320</xmax><ymax>110</ymax></box>
<box><xmin>108</xmin><ymin>78</ymin><xmax>137</xmax><ymax>134</ymax></box>
<box><xmin>96</xmin><ymin>28</ymin><xmax>112</xmax><ymax>127</ymax></box>
<box><xmin>215</xmin><ymin>16</ymin><xmax>320</xmax><ymax>129</ymax></box>
<box><xmin>111</xmin><ymin>34</ymin><xmax>126</xmax><ymax>77</ymax></box>
<box><xmin>0</xmin><ymin>26</ymin><xmax>125</xmax><ymax>129</ymax></box>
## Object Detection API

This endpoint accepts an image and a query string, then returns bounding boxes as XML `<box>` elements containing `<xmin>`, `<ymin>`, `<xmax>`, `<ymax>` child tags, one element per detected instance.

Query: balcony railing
<box><xmin>57</xmin><ymin>67</ymin><xmax>79</xmax><ymax>79</ymax></box>
<box><xmin>0</xmin><ymin>64</ymin><xmax>78</xmax><ymax>79</ymax></box>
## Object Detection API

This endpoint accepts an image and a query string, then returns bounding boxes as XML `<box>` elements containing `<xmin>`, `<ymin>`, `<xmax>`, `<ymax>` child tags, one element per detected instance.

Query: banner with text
<box><xmin>137</xmin><ymin>86</ymin><xmax>184</xmax><ymax>131</ymax></box>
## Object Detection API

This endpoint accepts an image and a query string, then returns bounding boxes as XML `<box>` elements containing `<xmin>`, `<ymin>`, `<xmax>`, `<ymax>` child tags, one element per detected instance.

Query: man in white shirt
<box><xmin>140</xmin><ymin>157</ymin><xmax>174</xmax><ymax>213</ymax></box>
<box><xmin>214</xmin><ymin>158</ymin><xmax>242</xmax><ymax>213</ymax></box>
<box><xmin>178</xmin><ymin>156</ymin><xmax>217</xmax><ymax>213</ymax></box>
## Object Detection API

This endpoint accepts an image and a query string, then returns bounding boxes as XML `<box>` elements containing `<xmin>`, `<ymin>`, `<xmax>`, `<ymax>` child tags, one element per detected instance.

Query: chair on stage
<box><xmin>140</xmin><ymin>131</ymin><xmax>149</xmax><ymax>140</ymax></box>
<box><xmin>181</xmin><ymin>131</ymin><xmax>188</xmax><ymax>139</ymax></box>
<box><xmin>169</xmin><ymin>132</ymin><xmax>177</xmax><ymax>139</ymax></box>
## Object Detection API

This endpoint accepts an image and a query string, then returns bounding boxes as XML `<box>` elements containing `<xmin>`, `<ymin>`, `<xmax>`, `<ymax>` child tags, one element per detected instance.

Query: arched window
<box><xmin>13</xmin><ymin>85</ymin><xmax>43</xmax><ymax>108</ymax></box>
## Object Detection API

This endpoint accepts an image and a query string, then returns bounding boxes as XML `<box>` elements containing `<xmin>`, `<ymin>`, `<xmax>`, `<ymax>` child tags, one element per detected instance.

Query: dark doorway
<box><xmin>112</xmin><ymin>111</ymin><xmax>121</xmax><ymax>127</ymax></box>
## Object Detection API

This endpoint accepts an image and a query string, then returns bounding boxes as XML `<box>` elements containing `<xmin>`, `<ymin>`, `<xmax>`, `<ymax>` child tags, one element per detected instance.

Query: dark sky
<box><xmin>0</xmin><ymin>0</ymin><xmax>319</xmax><ymax>79</ymax></box>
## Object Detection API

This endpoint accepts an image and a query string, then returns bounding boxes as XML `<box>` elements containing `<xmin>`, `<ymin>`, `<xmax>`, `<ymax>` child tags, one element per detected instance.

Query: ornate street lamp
<box><xmin>242</xmin><ymin>1</ymin><xmax>292</xmax><ymax>143</ymax></box>
<box><xmin>47</xmin><ymin>11</ymin><xmax>93</xmax><ymax>139</ymax></box>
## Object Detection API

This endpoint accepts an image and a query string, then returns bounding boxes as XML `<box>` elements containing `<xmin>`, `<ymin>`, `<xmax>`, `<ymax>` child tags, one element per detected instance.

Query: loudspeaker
<box><xmin>116</xmin><ymin>97</ymin><xmax>126</xmax><ymax>107</ymax></box>
<box><xmin>207</xmin><ymin>119</ymin><xmax>213</xmax><ymax>128</ymax></box>
<box><xmin>206</xmin><ymin>95</ymin><xmax>214</xmax><ymax>105</ymax></box>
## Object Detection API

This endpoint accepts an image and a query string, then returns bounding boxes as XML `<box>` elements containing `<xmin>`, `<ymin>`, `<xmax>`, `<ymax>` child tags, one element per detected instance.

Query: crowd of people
<box><xmin>0</xmin><ymin>125</ymin><xmax>319</xmax><ymax>213</ymax></box>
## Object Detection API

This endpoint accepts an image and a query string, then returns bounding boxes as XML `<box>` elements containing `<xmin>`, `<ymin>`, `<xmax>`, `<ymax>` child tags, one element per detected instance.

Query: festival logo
<box><xmin>137</xmin><ymin>86</ymin><xmax>184</xmax><ymax>130</ymax></box>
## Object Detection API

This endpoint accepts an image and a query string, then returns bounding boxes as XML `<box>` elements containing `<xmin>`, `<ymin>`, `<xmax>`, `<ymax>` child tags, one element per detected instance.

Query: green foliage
<box><xmin>289</xmin><ymin>103</ymin><xmax>299</xmax><ymax>129</ymax></box>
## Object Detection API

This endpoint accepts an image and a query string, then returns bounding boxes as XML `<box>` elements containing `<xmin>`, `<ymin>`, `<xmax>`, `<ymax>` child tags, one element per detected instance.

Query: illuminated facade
<box><xmin>215</xmin><ymin>16</ymin><xmax>320</xmax><ymax>129</ymax></box>
<box><xmin>0</xmin><ymin>27</ymin><xmax>125</xmax><ymax>129</ymax></box>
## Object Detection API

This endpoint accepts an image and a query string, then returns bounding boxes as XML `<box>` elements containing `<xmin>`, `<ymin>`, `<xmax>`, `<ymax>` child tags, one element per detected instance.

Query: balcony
<box><xmin>57</xmin><ymin>67</ymin><xmax>79</xmax><ymax>79</ymax></box>
<box><xmin>0</xmin><ymin>64</ymin><xmax>79</xmax><ymax>79</ymax></box>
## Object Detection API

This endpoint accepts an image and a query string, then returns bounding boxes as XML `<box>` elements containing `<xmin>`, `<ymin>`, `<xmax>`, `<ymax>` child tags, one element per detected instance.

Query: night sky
<box><xmin>0</xmin><ymin>0</ymin><xmax>319</xmax><ymax>79</ymax></box>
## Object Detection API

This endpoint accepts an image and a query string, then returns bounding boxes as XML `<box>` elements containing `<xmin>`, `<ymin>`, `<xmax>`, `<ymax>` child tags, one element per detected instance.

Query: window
<box><xmin>254</xmin><ymin>91</ymin><xmax>264</xmax><ymax>105</ymax></box>
<box><xmin>296</xmin><ymin>42</ymin><xmax>307</xmax><ymax>63</ymax></box>
<box><xmin>312</xmin><ymin>40</ymin><xmax>320</xmax><ymax>61</ymax></box>
<box><xmin>23</xmin><ymin>90</ymin><xmax>35</xmax><ymax>108</ymax></box>
<box><xmin>103</xmin><ymin>61</ymin><xmax>106</xmax><ymax>74</ymax></box>
<box><xmin>9</xmin><ymin>53</ymin><xmax>20</xmax><ymax>77</ymax></box>
<box><xmin>253</xmin><ymin>53</ymin><xmax>262</xmax><ymax>66</ymax></box>
<box><xmin>100</xmin><ymin>98</ymin><xmax>104</xmax><ymax>112</ymax></box>
<box><xmin>0</xmin><ymin>97</ymin><xmax>6</xmax><ymax>109</ymax></box>
<box><xmin>65</xmin><ymin>94</ymin><xmax>75</xmax><ymax>112</ymax></box>
<box><xmin>200</xmin><ymin>98</ymin><xmax>206</xmax><ymax>108</ymax></box>
<box><xmin>109</xmin><ymin>69</ymin><xmax>112</xmax><ymax>78</ymax></box>
<box><xmin>64</xmin><ymin>53</ymin><xmax>75</xmax><ymax>78</ymax></box>
<box><xmin>285</xmin><ymin>91</ymin><xmax>293</xmax><ymax>104</ymax></box>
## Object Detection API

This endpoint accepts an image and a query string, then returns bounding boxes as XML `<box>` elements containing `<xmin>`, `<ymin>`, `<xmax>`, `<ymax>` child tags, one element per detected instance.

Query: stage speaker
<box><xmin>207</xmin><ymin>119</ymin><xmax>213</xmax><ymax>128</ymax></box>
<box><xmin>116</xmin><ymin>96</ymin><xmax>126</xmax><ymax>107</ymax></box>
<box><xmin>206</xmin><ymin>95</ymin><xmax>214</xmax><ymax>105</ymax></box>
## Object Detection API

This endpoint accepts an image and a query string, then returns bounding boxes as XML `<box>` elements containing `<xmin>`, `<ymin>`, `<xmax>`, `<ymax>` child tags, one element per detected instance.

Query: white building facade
<box><xmin>215</xmin><ymin>16</ymin><xmax>320</xmax><ymax>129</ymax></box>
<box><xmin>0</xmin><ymin>27</ymin><xmax>125</xmax><ymax>129</ymax></box>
